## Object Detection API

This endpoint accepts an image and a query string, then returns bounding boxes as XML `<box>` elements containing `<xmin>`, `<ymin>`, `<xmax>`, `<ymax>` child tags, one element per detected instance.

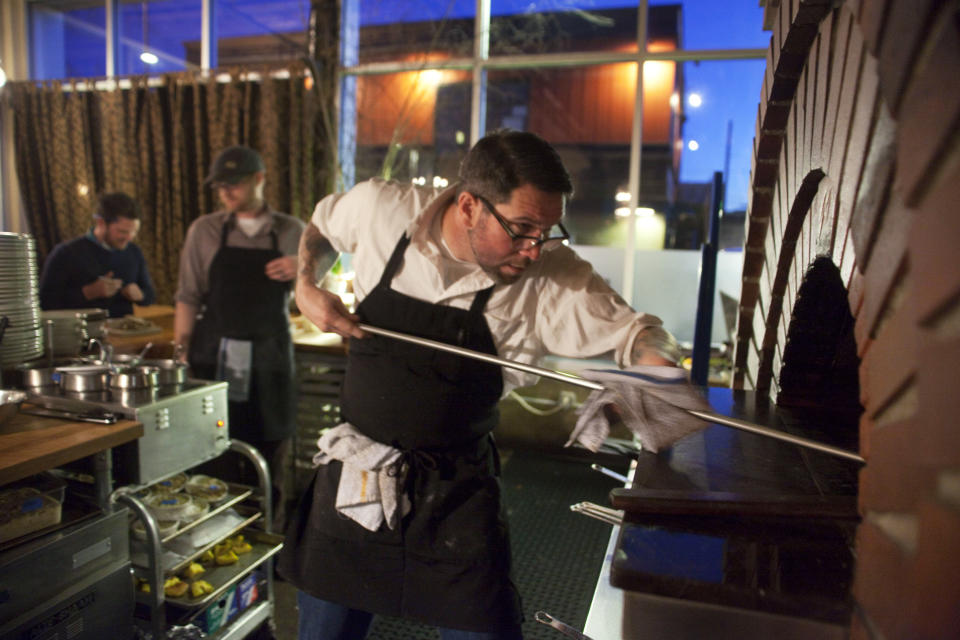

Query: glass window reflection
<box><xmin>350</xmin><ymin>70</ymin><xmax>473</xmax><ymax>184</ymax></box>
<box><xmin>118</xmin><ymin>1</ymin><xmax>202</xmax><ymax>74</ymax></box>
<box><xmin>29</xmin><ymin>3</ymin><xmax>106</xmax><ymax>80</ymax></box>
<box><xmin>216</xmin><ymin>0</ymin><xmax>311</xmax><ymax>66</ymax></box>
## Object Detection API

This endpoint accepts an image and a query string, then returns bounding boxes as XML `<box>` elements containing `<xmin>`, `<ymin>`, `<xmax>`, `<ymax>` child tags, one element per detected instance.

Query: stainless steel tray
<box><xmin>159</xmin><ymin>529</ymin><xmax>283</xmax><ymax>610</ymax></box>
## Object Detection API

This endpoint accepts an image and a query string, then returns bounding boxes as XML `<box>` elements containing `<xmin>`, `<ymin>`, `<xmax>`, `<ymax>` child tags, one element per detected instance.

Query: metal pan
<box><xmin>56</xmin><ymin>365</ymin><xmax>111</xmax><ymax>393</ymax></box>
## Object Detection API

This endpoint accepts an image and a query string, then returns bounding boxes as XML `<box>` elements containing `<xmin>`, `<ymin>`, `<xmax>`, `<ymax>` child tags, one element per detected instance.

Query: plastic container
<box><xmin>184</xmin><ymin>475</ymin><xmax>229</xmax><ymax>505</ymax></box>
<box><xmin>0</xmin><ymin>487</ymin><xmax>63</xmax><ymax>543</ymax></box>
<box><xmin>130</xmin><ymin>518</ymin><xmax>178</xmax><ymax>541</ymax></box>
<box><xmin>144</xmin><ymin>492</ymin><xmax>192</xmax><ymax>521</ymax></box>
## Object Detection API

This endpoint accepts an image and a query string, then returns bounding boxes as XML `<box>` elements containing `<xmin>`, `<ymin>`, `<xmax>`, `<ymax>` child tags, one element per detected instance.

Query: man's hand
<box><xmin>295</xmin><ymin>276</ymin><xmax>365</xmax><ymax>339</ymax></box>
<box><xmin>265</xmin><ymin>255</ymin><xmax>298</xmax><ymax>282</ymax></box>
<box><xmin>82</xmin><ymin>271</ymin><xmax>122</xmax><ymax>300</ymax></box>
<box><xmin>121</xmin><ymin>282</ymin><xmax>144</xmax><ymax>302</ymax></box>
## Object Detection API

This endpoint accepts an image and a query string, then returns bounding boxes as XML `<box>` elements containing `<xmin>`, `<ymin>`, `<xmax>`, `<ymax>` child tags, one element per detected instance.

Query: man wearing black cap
<box><xmin>174</xmin><ymin>145</ymin><xmax>305</xmax><ymax>518</ymax></box>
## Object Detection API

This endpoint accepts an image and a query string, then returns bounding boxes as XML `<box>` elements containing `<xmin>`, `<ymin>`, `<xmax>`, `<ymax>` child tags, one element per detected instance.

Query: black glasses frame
<box><xmin>472</xmin><ymin>193</ymin><xmax>569</xmax><ymax>249</ymax></box>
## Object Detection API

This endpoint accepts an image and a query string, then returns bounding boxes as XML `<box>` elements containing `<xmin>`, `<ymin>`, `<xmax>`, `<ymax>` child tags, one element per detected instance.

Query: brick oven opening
<box><xmin>777</xmin><ymin>256</ymin><xmax>861</xmax><ymax>416</ymax></box>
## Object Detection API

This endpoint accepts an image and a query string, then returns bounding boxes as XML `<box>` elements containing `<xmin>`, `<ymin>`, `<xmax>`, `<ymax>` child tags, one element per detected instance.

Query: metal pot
<box><xmin>110</xmin><ymin>365</ymin><xmax>160</xmax><ymax>389</ymax></box>
<box><xmin>143</xmin><ymin>359</ymin><xmax>188</xmax><ymax>386</ymax></box>
<box><xmin>0</xmin><ymin>389</ymin><xmax>27</xmax><ymax>426</ymax></box>
<box><xmin>15</xmin><ymin>358</ymin><xmax>86</xmax><ymax>388</ymax></box>
<box><xmin>56</xmin><ymin>365</ymin><xmax>111</xmax><ymax>393</ymax></box>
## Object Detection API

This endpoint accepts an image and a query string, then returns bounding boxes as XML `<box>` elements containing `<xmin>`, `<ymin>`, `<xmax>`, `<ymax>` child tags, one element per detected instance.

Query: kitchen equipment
<box><xmin>110</xmin><ymin>365</ymin><xmax>160</xmax><ymax>389</ymax></box>
<box><xmin>56</xmin><ymin>364</ymin><xmax>111</xmax><ymax>392</ymax></box>
<box><xmin>0</xmin><ymin>389</ymin><xmax>27</xmax><ymax>426</ymax></box>
<box><xmin>144</xmin><ymin>358</ymin><xmax>188</xmax><ymax>386</ymax></box>
<box><xmin>14</xmin><ymin>358</ymin><xmax>86</xmax><ymax>388</ymax></box>
<box><xmin>357</xmin><ymin>323</ymin><xmax>865</xmax><ymax>464</ymax></box>
<box><xmin>0</xmin><ymin>507</ymin><xmax>133</xmax><ymax>638</ymax></box>
<box><xmin>40</xmin><ymin>308</ymin><xmax>107</xmax><ymax>357</ymax></box>
<box><xmin>19</xmin><ymin>405</ymin><xmax>119</xmax><ymax>424</ymax></box>
<box><xmin>0</xmin><ymin>233</ymin><xmax>43</xmax><ymax>366</ymax></box>
<box><xmin>28</xmin><ymin>379</ymin><xmax>230</xmax><ymax>485</ymax></box>
<box><xmin>109</xmin><ymin>342</ymin><xmax>154</xmax><ymax>367</ymax></box>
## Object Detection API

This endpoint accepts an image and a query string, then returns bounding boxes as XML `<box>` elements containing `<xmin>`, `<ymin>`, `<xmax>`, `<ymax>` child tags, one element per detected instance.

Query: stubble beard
<box><xmin>467</xmin><ymin>230</ymin><xmax>529</xmax><ymax>285</ymax></box>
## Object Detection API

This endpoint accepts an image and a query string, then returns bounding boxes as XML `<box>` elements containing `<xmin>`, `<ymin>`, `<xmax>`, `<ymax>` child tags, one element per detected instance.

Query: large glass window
<box><xmin>679</xmin><ymin>59</ymin><xmax>766</xmax><ymax>214</ymax></box>
<box><xmin>651</xmin><ymin>0</ymin><xmax>768</xmax><ymax>50</ymax></box>
<box><xmin>351</xmin><ymin>70</ymin><xmax>473</xmax><ymax>184</ymax></box>
<box><xmin>356</xmin><ymin>0</ymin><xmax>475</xmax><ymax>64</ymax></box>
<box><xmin>29</xmin><ymin>2</ymin><xmax>106</xmax><ymax>80</ymax></box>
<box><xmin>490</xmin><ymin>0</ymin><xmax>642</xmax><ymax>56</ymax></box>
<box><xmin>216</xmin><ymin>0</ymin><xmax>311</xmax><ymax>67</ymax></box>
<box><xmin>118</xmin><ymin>0</ymin><xmax>202</xmax><ymax>75</ymax></box>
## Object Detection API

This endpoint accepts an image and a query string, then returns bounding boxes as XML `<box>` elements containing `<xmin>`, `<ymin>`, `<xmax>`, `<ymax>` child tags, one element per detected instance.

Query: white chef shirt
<box><xmin>311</xmin><ymin>178</ymin><xmax>665</xmax><ymax>392</ymax></box>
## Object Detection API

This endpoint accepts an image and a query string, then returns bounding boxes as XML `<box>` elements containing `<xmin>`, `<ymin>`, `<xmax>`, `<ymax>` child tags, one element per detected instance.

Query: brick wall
<box><xmin>738</xmin><ymin>1</ymin><xmax>960</xmax><ymax>637</ymax></box>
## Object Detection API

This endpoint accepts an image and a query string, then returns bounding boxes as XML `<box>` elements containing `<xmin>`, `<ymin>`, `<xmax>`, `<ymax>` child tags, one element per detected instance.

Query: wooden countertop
<box><xmin>0</xmin><ymin>411</ymin><xmax>142</xmax><ymax>486</ymax></box>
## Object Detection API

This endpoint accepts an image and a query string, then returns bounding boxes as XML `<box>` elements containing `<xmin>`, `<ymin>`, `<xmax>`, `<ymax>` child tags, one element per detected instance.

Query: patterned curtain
<box><xmin>2</xmin><ymin>60</ymin><xmax>332</xmax><ymax>306</ymax></box>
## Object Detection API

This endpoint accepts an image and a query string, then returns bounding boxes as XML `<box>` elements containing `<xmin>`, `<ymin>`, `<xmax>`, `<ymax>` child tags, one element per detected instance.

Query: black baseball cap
<box><xmin>205</xmin><ymin>145</ymin><xmax>264</xmax><ymax>185</ymax></box>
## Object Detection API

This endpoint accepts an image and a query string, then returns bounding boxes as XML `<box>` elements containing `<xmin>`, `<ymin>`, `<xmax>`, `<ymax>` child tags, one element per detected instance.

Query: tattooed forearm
<box><xmin>298</xmin><ymin>223</ymin><xmax>340</xmax><ymax>284</ymax></box>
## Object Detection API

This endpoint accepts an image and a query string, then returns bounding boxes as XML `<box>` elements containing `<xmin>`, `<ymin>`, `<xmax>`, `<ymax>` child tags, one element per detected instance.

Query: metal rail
<box><xmin>358</xmin><ymin>324</ymin><xmax>866</xmax><ymax>464</ymax></box>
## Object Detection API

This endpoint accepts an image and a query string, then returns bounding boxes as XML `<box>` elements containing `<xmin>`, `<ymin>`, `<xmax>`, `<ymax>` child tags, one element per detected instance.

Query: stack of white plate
<box><xmin>0</xmin><ymin>233</ymin><xmax>43</xmax><ymax>366</ymax></box>
<box><xmin>40</xmin><ymin>308</ymin><xmax>108</xmax><ymax>357</ymax></box>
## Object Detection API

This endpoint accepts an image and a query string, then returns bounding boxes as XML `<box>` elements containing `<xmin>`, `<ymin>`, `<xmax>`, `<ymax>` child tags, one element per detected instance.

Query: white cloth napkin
<box><xmin>313</xmin><ymin>423</ymin><xmax>410</xmax><ymax>532</ymax></box>
<box><xmin>566</xmin><ymin>365</ymin><xmax>714</xmax><ymax>453</ymax></box>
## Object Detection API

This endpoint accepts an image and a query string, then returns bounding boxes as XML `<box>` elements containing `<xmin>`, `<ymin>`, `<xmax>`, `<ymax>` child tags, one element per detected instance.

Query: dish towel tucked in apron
<box><xmin>567</xmin><ymin>365</ymin><xmax>714</xmax><ymax>452</ymax></box>
<box><xmin>313</xmin><ymin>423</ymin><xmax>409</xmax><ymax>531</ymax></box>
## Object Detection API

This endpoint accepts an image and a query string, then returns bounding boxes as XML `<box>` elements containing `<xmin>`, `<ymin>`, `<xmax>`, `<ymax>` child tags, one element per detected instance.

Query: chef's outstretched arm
<box><xmin>296</xmin><ymin>222</ymin><xmax>366</xmax><ymax>339</ymax></box>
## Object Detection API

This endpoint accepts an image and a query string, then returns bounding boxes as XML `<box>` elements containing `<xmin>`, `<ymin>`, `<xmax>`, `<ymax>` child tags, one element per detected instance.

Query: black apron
<box><xmin>188</xmin><ymin>219</ymin><xmax>296</xmax><ymax>443</ymax></box>
<box><xmin>279</xmin><ymin>234</ymin><xmax>522</xmax><ymax>632</ymax></box>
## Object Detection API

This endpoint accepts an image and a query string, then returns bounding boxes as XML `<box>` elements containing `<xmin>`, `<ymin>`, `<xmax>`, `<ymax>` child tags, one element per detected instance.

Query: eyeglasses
<box><xmin>473</xmin><ymin>193</ymin><xmax>569</xmax><ymax>250</ymax></box>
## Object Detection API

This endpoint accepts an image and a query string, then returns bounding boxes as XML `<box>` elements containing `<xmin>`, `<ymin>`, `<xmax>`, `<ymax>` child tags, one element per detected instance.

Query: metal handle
<box><xmin>535</xmin><ymin>611</ymin><xmax>595</xmax><ymax>640</ymax></box>
<box><xmin>357</xmin><ymin>323</ymin><xmax>865</xmax><ymax>464</ymax></box>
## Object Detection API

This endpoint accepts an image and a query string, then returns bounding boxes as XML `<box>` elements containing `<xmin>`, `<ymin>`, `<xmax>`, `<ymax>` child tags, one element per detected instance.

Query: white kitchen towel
<box><xmin>566</xmin><ymin>365</ymin><xmax>714</xmax><ymax>453</ymax></box>
<box><xmin>313</xmin><ymin>423</ymin><xmax>410</xmax><ymax>531</ymax></box>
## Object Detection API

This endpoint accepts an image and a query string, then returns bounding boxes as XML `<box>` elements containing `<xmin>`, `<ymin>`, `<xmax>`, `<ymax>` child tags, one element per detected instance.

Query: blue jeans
<box><xmin>297</xmin><ymin>590</ymin><xmax>524</xmax><ymax>640</ymax></box>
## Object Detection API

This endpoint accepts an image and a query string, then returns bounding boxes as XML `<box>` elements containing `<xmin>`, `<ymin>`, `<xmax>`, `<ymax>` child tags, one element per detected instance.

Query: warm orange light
<box><xmin>217</xmin><ymin>419</ymin><xmax>225</xmax><ymax>428</ymax></box>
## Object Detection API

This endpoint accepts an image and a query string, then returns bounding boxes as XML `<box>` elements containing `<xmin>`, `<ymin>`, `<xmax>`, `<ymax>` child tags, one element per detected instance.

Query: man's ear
<box><xmin>456</xmin><ymin>191</ymin><xmax>482</xmax><ymax>229</ymax></box>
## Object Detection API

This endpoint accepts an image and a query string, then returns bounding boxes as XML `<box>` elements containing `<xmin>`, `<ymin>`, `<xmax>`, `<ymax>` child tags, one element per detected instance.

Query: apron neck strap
<box><xmin>221</xmin><ymin>213</ymin><xmax>279</xmax><ymax>250</ymax></box>
<box><xmin>378</xmin><ymin>233</ymin><xmax>411</xmax><ymax>288</ymax></box>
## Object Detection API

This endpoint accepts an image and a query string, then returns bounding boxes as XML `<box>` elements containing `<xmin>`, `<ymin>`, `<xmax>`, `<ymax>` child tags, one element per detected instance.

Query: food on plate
<box><xmin>229</xmin><ymin>534</ymin><xmax>252</xmax><ymax>554</ymax></box>
<box><xmin>108</xmin><ymin>315</ymin><xmax>156</xmax><ymax>331</ymax></box>
<box><xmin>163</xmin><ymin>576</ymin><xmax>189</xmax><ymax>598</ymax></box>
<box><xmin>190</xmin><ymin>580</ymin><xmax>215</xmax><ymax>598</ymax></box>
<box><xmin>215</xmin><ymin>549</ymin><xmax>239</xmax><ymax>566</ymax></box>
<box><xmin>180</xmin><ymin>496</ymin><xmax>209</xmax><ymax>523</ymax></box>
<box><xmin>185</xmin><ymin>475</ymin><xmax>229</xmax><ymax>504</ymax></box>
<box><xmin>153</xmin><ymin>472</ymin><xmax>187</xmax><ymax>494</ymax></box>
<box><xmin>144</xmin><ymin>492</ymin><xmax>191</xmax><ymax>521</ymax></box>
<box><xmin>184</xmin><ymin>561</ymin><xmax>206</xmax><ymax>579</ymax></box>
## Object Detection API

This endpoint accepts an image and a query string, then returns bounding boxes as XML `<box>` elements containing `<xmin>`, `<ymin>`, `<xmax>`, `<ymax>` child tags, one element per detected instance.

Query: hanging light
<box><xmin>140</xmin><ymin>51</ymin><xmax>159</xmax><ymax>65</ymax></box>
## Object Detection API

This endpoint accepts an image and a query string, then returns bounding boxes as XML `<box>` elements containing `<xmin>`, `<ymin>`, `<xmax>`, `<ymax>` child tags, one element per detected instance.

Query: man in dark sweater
<box><xmin>39</xmin><ymin>192</ymin><xmax>156</xmax><ymax>318</ymax></box>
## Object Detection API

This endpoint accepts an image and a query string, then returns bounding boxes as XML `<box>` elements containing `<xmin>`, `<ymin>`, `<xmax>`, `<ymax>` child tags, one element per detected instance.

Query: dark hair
<box><xmin>97</xmin><ymin>192</ymin><xmax>141</xmax><ymax>224</ymax></box>
<box><xmin>458</xmin><ymin>129</ymin><xmax>574</xmax><ymax>203</ymax></box>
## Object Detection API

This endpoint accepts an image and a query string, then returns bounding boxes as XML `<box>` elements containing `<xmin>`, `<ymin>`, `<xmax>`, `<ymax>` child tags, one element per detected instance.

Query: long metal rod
<box><xmin>358</xmin><ymin>323</ymin><xmax>865</xmax><ymax>464</ymax></box>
